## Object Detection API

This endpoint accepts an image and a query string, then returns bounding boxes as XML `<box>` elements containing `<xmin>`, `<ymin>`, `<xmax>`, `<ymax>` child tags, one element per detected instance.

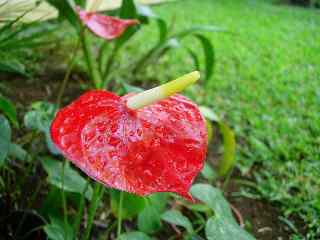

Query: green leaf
<box><xmin>118</xmin><ymin>231</ymin><xmax>152</xmax><ymax>240</ymax></box>
<box><xmin>218</xmin><ymin>122</ymin><xmax>236</xmax><ymax>177</ymax></box>
<box><xmin>201</xmin><ymin>162</ymin><xmax>216</xmax><ymax>181</ymax></box>
<box><xmin>161</xmin><ymin>210</ymin><xmax>194</xmax><ymax>234</ymax></box>
<box><xmin>122</xmin><ymin>83</ymin><xmax>144</xmax><ymax>93</ymax></box>
<box><xmin>46</xmin><ymin>0</ymin><xmax>80</xmax><ymax>31</ymax></box>
<box><xmin>0</xmin><ymin>115</ymin><xmax>11</xmax><ymax>166</ymax></box>
<box><xmin>0</xmin><ymin>59</ymin><xmax>27</xmax><ymax>76</ymax></box>
<box><xmin>206</xmin><ymin>217</ymin><xmax>255</xmax><ymax>240</ymax></box>
<box><xmin>41</xmin><ymin>158</ymin><xmax>93</xmax><ymax>200</ymax></box>
<box><xmin>174</xmin><ymin>25</ymin><xmax>224</xmax><ymax>39</ymax></box>
<box><xmin>191</xmin><ymin>184</ymin><xmax>234</xmax><ymax>222</ymax></box>
<box><xmin>0</xmin><ymin>95</ymin><xmax>18</xmax><ymax>128</ymax></box>
<box><xmin>44</xmin><ymin>216</ymin><xmax>74</xmax><ymax>240</ymax></box>
<box><xmin>186</xmin><ymin>48</ymin><xmax>200</xmax><ymax>71</ymax></box>
<box><xmin>199</xmin><ymin>106</ymin><xmax>220</xmax><ymax>122</ymax></box>
<box><xmin>190</xmin><ymin>184</ymin><xmax>255</xmax><ymax>240</ymax></box>
<box><xmin>24</xmin><ymin>101</ymin><xmax>59</xmax><ymax>155</ymax></box>
<box><xmin>8</xmin><ymin>143</ymin><xmax>29</xmax><ymax>161</ymax></box>
<box><xmin>137</xmin><ymin>193</ymin><xmax>168</xmax><ymax>233</ymax></box>
<box><xmin>205</xmin><ymin>119</ymin><xmax>213</xmax><ymax>143</ymax></box>
<box><xmin>137</xmin><ymin>5</ymin><xmax>168</xmax><ymax>43</ymax></box>
<box><xmin>194</xmin><ymin>34</ymin><xmax>215</xmax><ymax>82</ymax></box>
<box><xmin>110</xmin><ymin>190</ymin><xmax>146</xmax><ymax>219</ymax></box>
<box><xmin>138</xmin><ymin>204</ymin><xmax>162</xmax><ymax>233</ymax></box>
<box><xmin>115</xmin><ymin>0</ymin><xmax>140</xmax><ymax>49</ymax></box>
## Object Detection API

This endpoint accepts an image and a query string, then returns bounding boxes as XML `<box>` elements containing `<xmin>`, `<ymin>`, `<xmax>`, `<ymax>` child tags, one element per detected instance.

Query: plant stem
<box><xmin>80</xmin><ymin>28</ymin><xmax>103</xmax><ymax>89</ymax></box>
<box><xmin>102</xmin><ymin>46</ymin><xmax>118</xmax><ymax>88</ymax></box>
<box><xmin>61</xmin><ymin>160</ymin><xmax>68</xmax><ymax>231</ymax></box>
<box><xmin>74</xmin><ymin>179</ymin><xmax>90</xmax><ymax>236</ymax></box>
<box><xmin>83</xmin><ymin>183</ymin><xmax>104</xmax><ymax>240</ymax></box>
<box><xmin>117</xmin><ymin>191</ymin><xmax>124</xmax><ymax>237</ymax></box>
<box><xmin>56</xmin><ymin>38</ymin><xmax>81</xmax><ymax>107</ymax></box>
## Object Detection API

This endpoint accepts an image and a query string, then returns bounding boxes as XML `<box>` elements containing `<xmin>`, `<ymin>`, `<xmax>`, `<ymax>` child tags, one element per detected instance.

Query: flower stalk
<box><xmin>126</xmin><ymin>71</ymin><xmax>200</xmax><ymax>110</ymax></box>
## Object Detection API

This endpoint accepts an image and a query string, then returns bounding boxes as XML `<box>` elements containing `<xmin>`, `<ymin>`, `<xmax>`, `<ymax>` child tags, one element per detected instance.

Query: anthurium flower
<box><xmin>77</xmin><ymin>7</ymin><xmax>139</xmax><ymax>40</ymax></box>
<box><xmin>50</xmin><ymin>72</ymin><xmax>207</xmax><ymax>200</ymax></box>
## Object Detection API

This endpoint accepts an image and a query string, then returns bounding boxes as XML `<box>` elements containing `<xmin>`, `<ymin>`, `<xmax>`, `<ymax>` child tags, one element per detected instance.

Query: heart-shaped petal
<box><xmin>77</xmin><ymin>8</ymin><xmax>139</xmax><ymax>40</ymax></box>
<box><xmin>50</xmin><ymin>90</ymin><xmax>207</xmax><ymax>200</ymax></box>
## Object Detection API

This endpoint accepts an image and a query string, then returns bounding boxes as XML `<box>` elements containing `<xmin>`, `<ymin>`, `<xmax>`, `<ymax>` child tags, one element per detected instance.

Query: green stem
<box><xmin>80</xmin><ymin>28</ymin><xmax>103</xmax><ymax>89</ymax></box>
<box><xmin>74</xmin><ymin>179</ymin><xmax>90</xmax><ymax>236</ymax></box>
<box><xmin>83</xmin><ymin>183</ymin><xmax>104</xmax><ymax>240</ymax></box>
<box><xmin>61</xmin><ymin>160</ymin><xmax>68</xmax><ymax>231</ymax></box>
<box><xmin>117</xmin><ymin>191</ymin><xmax>124</xmax><ymax>237</ymax></box>
<box><xmin>102</xmin><ymin>46</ymin><xmax>118</xmax><ymax>88</ymax></box>
<box><xmin>56</xmin><ymin>38</ymin><xmax>81</xmax><ymax>107</ymax></box>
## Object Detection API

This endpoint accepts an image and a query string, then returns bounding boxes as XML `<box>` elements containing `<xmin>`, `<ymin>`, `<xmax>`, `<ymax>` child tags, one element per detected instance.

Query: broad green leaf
<box><xmin>41</xmin><ymin>158</ymin><xmax>93</xmax><ymax>200</ymax></box>
<box><xmin>0</xmin><ymin>95</ymin><xmax>18</xmax><ymax>128</ymax></box>
<box><xmin>138</xmin><ymin>204</ymin><xmax>162</xmax><ymax>233</ymax></box>
<box><xmin>161</xmin><ymin>210</ymin><xmax>194</xmax><ymax>234</ymax></box>
<box><xmin>183</xmin><ymin>202</ymin><xmax>211</xmax><ymax>213</ymax></box>
<box><xmin>206</xmin><ymin>217</ymin><xmax>255</xmax><ymax>240</ymax></box>
<box><xmin>46</xmin><ymin>0</ymin><xmax>80</xmax><ymax>31</ymax></box>
<box><xmin>218</xmin><ymin>122</ymin><xmax>236</xmax><ymax>177</ymax></box>
<box><xmin>74</xmin><ymin>0</ymin><xmax>86</xmax><ymax>8</ymax></box>
<box><xmin>8</xmin><ymin>143</ymin><xmax>29</xmax><ymax>161</ymax></box>
<box><xmin>191</xmin><ymin>184</ymin><xmax>255</xmax><ymax>240</ymax></box>
<box><xmin>110</xmin><ymin>190</ymin><xmax>146</xmax><ymax>219</ymax></box>
<box><xmin>137</xmin><ymin>192</ymin><xmax>168</xmax><ymax>233</ymax></box>
<box><xmin>0</xmin><ymin>115</ymin><xmax>11</xmax><ymax>166</ymax></box>
<box><xmin>118</xmin><ymin>232</ymin><xmax>152</xmax><ymax>240</ymax></box>
<box><xmin>194</xmin><ymin>34</ymin><xmax>215</xmax><ymax>82</ymax></box>
<box><xmin>190</xmin><ymin>184</ymin><xmax>234</xmax><ymax>222</ymax></box>
<box><xmin>201</xmin><ymin>162</ymin><xmax>216</xmax><ymax>181</ymax></box>
<box><xmin>199</xmin><ymin>106</ymin><xmax>219</xmax><ymax>122</ymax></box>
<box><xmin>24</xmin><ymin>101</ymin><xmax>59</xmax><ymax>154</ymax></box>
<box><xmin>44</xmin><ymin>216</ymin><xmax>74</xmax><ymax>240</ymax></box>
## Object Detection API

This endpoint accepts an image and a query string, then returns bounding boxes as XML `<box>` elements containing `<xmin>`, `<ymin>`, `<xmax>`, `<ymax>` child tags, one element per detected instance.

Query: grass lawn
<box><xmin>126</xmin><ymin>0</ymin><xmax>320</xmax><ymax>238</ymax></box>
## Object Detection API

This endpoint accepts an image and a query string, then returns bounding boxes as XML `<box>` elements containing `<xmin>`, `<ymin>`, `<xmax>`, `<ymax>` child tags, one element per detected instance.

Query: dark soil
<box><xmin>0</xmin><ymin>70</ymin><xmax>305</xmax><ymax>240</ymax></box>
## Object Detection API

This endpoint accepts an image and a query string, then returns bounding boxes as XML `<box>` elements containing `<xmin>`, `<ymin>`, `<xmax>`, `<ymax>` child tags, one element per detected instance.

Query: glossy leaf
<box><xmin>0</xmin><ymin>115</ymin><xmax>11</xmax><ymax>166</ymax></box>
<box><xmin>118</xmin><ymin>232</ymin><xmax>152</xmax><ymax>240</ymax></box>
<box><xmin>44</xmin><ymin>216</ymin><xmax>74</xmax><ymax>240</ymax></box>
<box><xmin>8</xmin><ymin>143</ymin><xmax>29</xmax><ymax>161</ymax></box>
<box><xmin>0</xmin><ymin>95</ymin><xmax>18</xmax><ymax>128</ymax></box>
<box><xmin>195</xmin><ymin>34</ymin><xmax>215</xmax><ymax>82</ymax></box>
<box><xmin>24</xmin><ymin>101</ymin><xmax>59</xmax><ymax>155</ymax></box>
<box><xmin>51</xmin><ymin>90</ymin><xmax>207</xmax><ymax>199</ymax></box>
<box><xmin>206</xmin><ymin>217</ymin><xmax>255</xmax><ymax>240</ymax></box>
<box><xmin>110</xmin><ymin>190</ymin><xmax>146</xmax><ymax>219</ymax></box>
<box><xmin>138</xmin><ymin>204</ymin><xmax>162</xmax><ymax>233</ymax></box>
<box><xmin>41</xmin><ymin>157</ymin><xmax>93</xmax><ymax>200</ymax></box>
<box><xmin>201</xmin><ymin>162</ymin><xmax>216</xmax><ymax>181</ymax></box>
<box><xmin>191</xmin><ymin>184</ymin><xmax>255</xmax><ymax>240</ymax></box>
<box><xmin>161</xmin><ymin>210</ymin><xmax>194</xmax><ymax>234</ymax></box>
<box><xmin>218</xmin><ymin>122</ymin><xmax>236</xmax><ymax>176</ymax></box>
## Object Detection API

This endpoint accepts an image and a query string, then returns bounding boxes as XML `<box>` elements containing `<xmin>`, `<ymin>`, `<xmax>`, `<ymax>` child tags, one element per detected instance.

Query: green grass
<box><xmin>126</xmin><ymin>0</ymin><xmax>320</xmax><ymax>238</ymax></box>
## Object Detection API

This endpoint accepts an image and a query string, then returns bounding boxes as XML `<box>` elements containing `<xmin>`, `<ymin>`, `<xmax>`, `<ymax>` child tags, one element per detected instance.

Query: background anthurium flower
<box><xmin>77</xmin><ymin>7</ymin><xmax>139</xmax><ymax>40</ymax></box>
<box><xmin>50</xmin><ymin>90</ymin><xmax>207</xmax><ymax>200</ymax></box>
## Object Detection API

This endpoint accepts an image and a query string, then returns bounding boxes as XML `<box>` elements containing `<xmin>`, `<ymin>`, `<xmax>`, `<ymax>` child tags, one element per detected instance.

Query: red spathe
<box><xmin>50</xmin><ymin>90</ymin><xmax>207</xmax><ymax>200</ymax></box>
<box><xmin>77</xmin><ymin>8</ymin><xmax>139</xmax><ymax>40</ymax></box>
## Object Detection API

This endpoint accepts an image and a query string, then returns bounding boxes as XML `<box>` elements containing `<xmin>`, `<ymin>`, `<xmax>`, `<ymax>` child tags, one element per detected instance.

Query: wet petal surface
<box><xmin>51</xmin><ymin>90</ymin><xmax>207</xmax><ymax>200</ymax></box>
